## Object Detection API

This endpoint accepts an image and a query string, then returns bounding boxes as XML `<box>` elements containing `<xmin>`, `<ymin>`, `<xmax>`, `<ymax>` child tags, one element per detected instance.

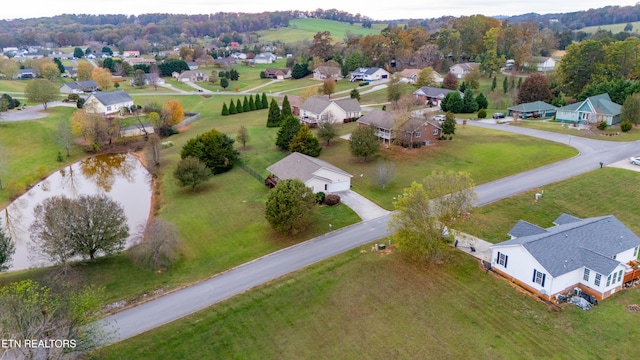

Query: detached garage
<box><xmin>267</xmin><ymin>152</ymin><xmax>352</xmax><ymax>193</ymax></box>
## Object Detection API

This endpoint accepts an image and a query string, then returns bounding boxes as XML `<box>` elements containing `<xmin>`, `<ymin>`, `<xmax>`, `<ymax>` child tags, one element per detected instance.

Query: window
<box><xmin>606</xmin><ymin>274</ymin><xmax>612</xmax><ymax>287</ymax></box>
<box><xmin>618</xmin><ymin>270</ymin><xmax>623</xmax><ymax>283</ymax></box>
<box><xmin>415</xmin><ymin>132</ymin><xmax>421</xmax><ymax>137</ymax></box>
<box><xmin>583</xmin><ymin>268</ymin><xmax>590</xmax><ymax>282</ymax></box>
<box><xmin>533</xmin><ymin>269</ymin><xmax>546</xmax><ymax>286</ymax></box>
<box><xmin>612</xmin><ymin>272</ymin><xmax>617</xmax><ymax>284</ymax></box>
<box><xmin>613</xmin><ymin>254</ymin><xmax>617</xmax><ymax>260</ymax></box>
<box><xmin>497</xmin><ymin>252</ymin><xmax>508</xmax><ymax>268</ymax></box>
<box><xmin>595</xmin><ymin>273</ymin><xmax>601</xmax><ymax>286</ymax></box>
<box><xmin>635</xmin><ymin>247</ymin><xmax>639</xmax><ymax>258</ymax></box>
<box><xmin>432</xmin><ymin>129</ymin><xmax>439</xmax><ymax>135</ymax></box>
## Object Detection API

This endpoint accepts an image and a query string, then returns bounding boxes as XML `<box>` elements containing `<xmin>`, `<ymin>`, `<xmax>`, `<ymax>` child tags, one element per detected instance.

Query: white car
<box><xmin>630</xmin><ymin>157</ymin><xmax>640</xmax><ymax>165</ymax></box>
<box><xmin>433</xmin><ymin>115</ymin><xmax>446</xmax><ymax>121</ymax></box>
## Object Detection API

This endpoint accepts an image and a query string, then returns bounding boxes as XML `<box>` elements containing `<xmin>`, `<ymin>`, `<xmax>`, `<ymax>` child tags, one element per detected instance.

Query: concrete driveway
<box><xmin>1</xmin><ymin>101</ymin><xmax>77</xmax><ymax>122</ymax></box>
<box><xmin>607</xmin><ymin>157</ymin><xmax>640</xmax><ymax>172</ymax></box>
<box><xmin>335</xmin><ymin>190</ymin><xmax>389</xmax><ymax>221</ymax></box>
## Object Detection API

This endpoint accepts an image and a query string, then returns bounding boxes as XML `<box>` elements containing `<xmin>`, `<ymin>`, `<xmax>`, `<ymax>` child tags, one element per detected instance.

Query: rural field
<box><xmin>257</xmin><ymin>18</ymin><xmax>385</xmax><ymax>43</ymax></box>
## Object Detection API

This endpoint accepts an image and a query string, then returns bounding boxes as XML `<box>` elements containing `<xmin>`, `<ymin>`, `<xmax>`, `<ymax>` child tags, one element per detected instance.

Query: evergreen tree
<box><xmin>502</xmin><ymin>76</ymin><xmax>508</xmax><ymax>94</ymax></box>
<box><xmin>276</xmin><ymin>116</ymin><xmax>302</xmax><ymax>150</ymax></box>
<box><xmin>459</xmin><ymin>81</ymin><xmax>467</xmax><ymax>93</ymax></box>
<box><xmin>461</xmin><ymin>88</ymin><xmax>478</xmax><ymax>113</ymax></box>
<box><xmin>229</xmin><ymin>100</ymin><xmax>237</xmax><ymax>114</ymax></box>
<box><xmin>221</xmin><ymin>102</ymin><xmax>229</xmax><ymax>116</ymax></box>
<box><xmin>236</xmin><ymin>99</ymin><xmax>243</xmax><ymax>113</ymax></box>
<box><xmin>267</xmin><ymin>98</ymin><xmax>281</xmax><ymax>127</ymax></box>
<box><xmin>289</xmin><ymin>126</ymin><xmax>322</xmax><ymax>157</ymax></box>
<box><xmin>491</xmin><ymin>77</ymin><xmax>497</xmax><ymax>91</ymax></box>
<box><xmin>476</xmin><ymin>93</ymin><xmax>489</xmax><ymax>110</ymax></box>
<box><xmin>440</xmin><ymin>92</ymin><xmax>463</xmax><ymax>113</ymax></box>
<box><xmin>281</xmin><ymin>95</ymin><xmax>293</xmax><ymax>120</ymax></box>
<box><xmin>261</xmin><ymin>93</ymin><xmax>269</xmax><ymax>109</ymax></box>
<box><xmin>442</xmin><ymin>112</ymin><xmax>456</xmax><ymax>136</ymax></box>
<box><xmin>243</xmin><ymin>96</ymin><xmax>250</xmax><ymax>112</ymax></box>
<box><xmin>249</xmin><ymin>95</ymin><xmax>256</xmax><ymax>111</ymax></box>
<box><xmin>517</xmin><ymin>77</ymin><xmax>523</xmax><ymax>89</ymax></box>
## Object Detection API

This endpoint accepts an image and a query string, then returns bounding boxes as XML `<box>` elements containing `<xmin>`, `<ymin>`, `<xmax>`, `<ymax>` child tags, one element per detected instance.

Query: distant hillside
<box><xmin>256</xmin><ymin>18</ymin><xmax>384</xmax><ymax>43</ymax></box>
<box><xmin>580</xmin><ymin>20</ymin><xmax>640</xmax><ymax>35</ymax></box>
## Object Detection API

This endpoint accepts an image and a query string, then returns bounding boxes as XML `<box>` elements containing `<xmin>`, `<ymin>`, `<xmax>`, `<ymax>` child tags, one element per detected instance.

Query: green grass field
<box><xmin>257</xmin><ymin>18</ymin><xmax>384</xmax><ymax>43</ymax></box>
<box><xmin>580</xmin><ymin>21</ymin><xmax>640</xmax><ymax>34</ymax></box>
<box><xmin>508</xmin><ymin>119</ymin><xmax>640</xmax><ymax>141</ymax></box>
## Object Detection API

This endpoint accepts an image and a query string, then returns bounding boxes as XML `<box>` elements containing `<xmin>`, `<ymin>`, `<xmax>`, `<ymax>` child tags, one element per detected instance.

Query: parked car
<box><xmin>433</xmin><ymin>115</ymin><xmax>446</xmax><ymax>121</ymax></box>
<box><xmin>492</xmin><ymin>113</ymin><xmax>506</xmax><ymax>119</ymax></box>
<box><xmin>630</xmin><ymin>157</ymin><xmax>640</xmax><ymax>165</ymax></box>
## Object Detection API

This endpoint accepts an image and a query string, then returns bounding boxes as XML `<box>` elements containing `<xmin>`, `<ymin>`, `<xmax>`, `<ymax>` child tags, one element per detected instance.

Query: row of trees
<box><xmin>221</xmin><ymin>93</ymin><xmax>268</xmax><ymax>116</ymax></box>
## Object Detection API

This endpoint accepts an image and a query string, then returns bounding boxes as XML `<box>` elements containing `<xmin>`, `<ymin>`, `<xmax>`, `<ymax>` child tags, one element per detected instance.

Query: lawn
<box><xmin>256</xmin><ymin>18</ymin><xmax>383</xmax><ymax>43</ymax></box>
<box><xmin>580</xmin><ymin>21</ymin><xmax>640</xmax><ymax>34</ymax></box>
<box><xmin>509</xmin><ymin>119</ymin><xmax>640</xmax><ymax>141</ymax></box>
<box><xmin>456</xmin><ymin>167</ymin><xmax>640</xmax><ymax>242</ymax></box>
<box><xmin>99</xmin><ymin>240</ymin><xmax>640</xmax><ymax>359</ymax></box>
<box><xmin>0</xmin><ymin>80</ymin><xmax>28</xmax><ymax>93</ymax></box>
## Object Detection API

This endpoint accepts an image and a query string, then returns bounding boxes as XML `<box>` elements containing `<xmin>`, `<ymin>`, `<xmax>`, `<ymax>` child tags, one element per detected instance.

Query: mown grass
<box><xmin>457</xmin><ymin>167</ymin><xmax>640</xmax><ymax>242</ymax></box>
<box><xmin>257</xmin><ymin>18</ymin><xmax>383</xmax><ymax>43</ymax></box>
<box><xmin>580</xmin><ymin>21</ymin><xmax>640</xmax><ymax>34</ymax></box>
<box><xmin>509</xmin><ymin>120</ymin><xmax>640</xmax><ymax>141</ymax></box>
<box><xmin>99</xmin><ymin>240</ymin><xmax>640</xmax><ymax>359</ymax></box>
<box><xmin>0</xmin><ymin>80</ymin><xmax>28</xmax><ymax>93</ymax></box>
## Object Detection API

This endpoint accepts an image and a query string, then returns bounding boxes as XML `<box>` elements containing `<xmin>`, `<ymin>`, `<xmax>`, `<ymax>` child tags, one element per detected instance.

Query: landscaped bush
<box><xmin>324</xmin><ymin>194</ymin><xmax>341</xmax><ymax>206</ymax></box>
<box><xmin>343</xmin><ymin>117</ymin><xmax>360</xmax><ymax>123</ymax></box>
<box><xmin>315</xmin><ymin>191</ymin><xmax>326</xmax><ymax>204</ymax></box>
<box><xmin>597</xmin><ymin>121</ymin><xmax>607</xmax><ymax>130</ymax></box>
<box><xmin>477</xmin><ymin>108</ymin><xmax>487</xmax><ymax>118</ymax></box>
<box><xmin>620</xmin><ymin>119</ymin><xmax>633</xmax><ymax>132</ymax></box>
<box><xmin>358</xmin><ymin>82</ymin><xmax>369</xmax><ymax>87</ymax></box>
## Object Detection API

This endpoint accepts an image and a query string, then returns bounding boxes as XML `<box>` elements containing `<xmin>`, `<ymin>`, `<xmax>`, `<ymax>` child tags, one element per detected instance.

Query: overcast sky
<box><xmin>2</xmin><ymin>0</ymin><xmax>638</xmax><ymax>21</ymax></box>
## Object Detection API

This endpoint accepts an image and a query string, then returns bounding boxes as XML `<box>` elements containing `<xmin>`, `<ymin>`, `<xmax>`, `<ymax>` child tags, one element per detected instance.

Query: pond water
<box><xmin>1</xmin><ymin>153</ymin><xmax>152</xmax><ymax>272</ymax></box>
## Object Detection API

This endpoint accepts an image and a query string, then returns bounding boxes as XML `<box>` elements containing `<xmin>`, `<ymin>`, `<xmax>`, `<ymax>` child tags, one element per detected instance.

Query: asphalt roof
<box><xmin>494</xmin><ymin>215</ymin><xmax>640</xmax><ymax>277</ymax></box>
<box><xmin>356</xmin><ymin>109</ymin><xmax>395</xmax><ymax>130</ymax></box>
<box><xmin>413</xmin><ymin>86</ymin><xmax>459</xmax><ymax>99</ymax></box>
<box><xmin>507</xmin><ymin>101</ymin><xmax>557</xmax><ymax>113</ymax></box>
<box><xmin>90</xmin><ymin>90</ymin><xmax>133</xmax><ymax>106</ymax></box>
<box><xmin>266</xmin><ymin>152</ymin><xmax>352</xmax><ymax>183</ymax></box>
<box><xmin>300</xmin><ymin>96</ymin><xmax>361</xmax><ymax>114</ymax></box>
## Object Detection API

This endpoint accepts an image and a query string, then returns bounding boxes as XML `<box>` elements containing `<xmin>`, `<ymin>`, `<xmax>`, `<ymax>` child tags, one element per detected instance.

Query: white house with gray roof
<box><xmin>299</xmin><ymin>96</ymin><xmax>361</xmax><ymax>125</ymax></box>
<box><xmin>84</xmin><ymin>91</ymin><xmax>134</xmax><ymax>116</ymax></box>
<box><xmin>267</xmin><ymin>152</ymin><xmax>352</xmax><ymax>193</ymax></box>
<box><xmin>350</xmin><ymin>67</ymin><xmax>389</xmax><ymax>82</ymax></box>
<box><xmin>490</xmin><ymin>214</ymin><xmax>640</xmax><ymax>301</ymax></box>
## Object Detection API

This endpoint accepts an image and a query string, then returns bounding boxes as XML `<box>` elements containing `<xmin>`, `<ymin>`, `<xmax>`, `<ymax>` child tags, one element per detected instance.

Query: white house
<box><xmin>299</xmin><ymin>96</ymin><xmax>361</xmax><ymax>125</ymax></box>
<box><xmin>60</xmin><ymin>80</ymin><xmax>98</xmax><ymax>94</ymax></box>
<box><xmin>398</xmin><ymin>68</ymin><xmax>442</xmax><ymax>84</ymax></box>
<box><xmin>84</xmin><ymin>91</ymin><xmax>134</xmax><ymax>116</ymax></box>
<box><xmin>490</xmin><ymin>214</ymin><xmax>640</xmax><ymax>302</ymax></box>
<box><xmin>350</xmin><ymin>67</ymin><xmax>389</xmax><ymax>82</ymax></box>
<box><xmin>267</xmin><ymin>152</ymin><xmax>352</xmax><ymax>193</ymax></box>
<box><xmin>254</xmin><ymin>52</ymin><xmax>277</xmax><ymax>64</ymax></box>
<box><xmin>313</xmin><ymin>61</ymin><xmax>342</xmax><ymax>80</ymax></box>
<box><xmin>535</xmin><ymin>57</ymin><xmax>556</xmax><ymax>72</ymax></box>
<box><xmin>449</xmin><ymin>62</ymin><xmax>479</xmax><ymax>79</ymax></box>
<box><xmin>172</xmin><ymin>70</ymin><xmax>207</xmax><ymax>82</ymax></box>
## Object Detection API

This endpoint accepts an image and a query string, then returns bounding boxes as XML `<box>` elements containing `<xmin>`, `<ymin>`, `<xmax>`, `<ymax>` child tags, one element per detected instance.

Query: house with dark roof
<box><xmin>507</xmin><ymin>101</ymin><xmax>557</xmax><ymax>119</ymax></box>
<box><xmin>84</xmin><ymin>90</ymin><xmax>134</xmax><ymax>116</ymax></box>
<box><xmin>172</xmin><ymin>70</ymin><xmax>207</xmax><ymax>82</ymax></box>
<box><xmin>357</xmin><ymin>109</ymin><xmax>441</xmax><ymax>146</ymax></box>
<box><xmin>413</xmin><ymin>86</ymin><xmax>462</xmax><ymax>107</ymax></box>
<box><xmin>555</xmin><ymin>93</ymin><xmax>622</xmax><ymax>126</ymax></box>
<box><xmin>313</xmin><ymin>61</ymin><xmax>342</xmax><ymax>80</ymax></box>
<box><xmin>490</xmin><ymin>214</ymin><xmax>640</xmax><ymax>301</ymax></box>
<box><xmin>266</xmin><ymin>152</ymin><xmax>352</xmax><ymax>193</ymax></box>
<box><xmin>60</xmin><ymin>80</ymin><xmax>98</xmax><ymax>94</ymax></box>
<box><xmin>350</xmin><ymin>67</ymin><xmax>389</xmax><ymax>82</ymax></box>
<box><xmin>299</xmin><ymin>96</ymin><xmax>361</xmax><ymax>125</ymax></box>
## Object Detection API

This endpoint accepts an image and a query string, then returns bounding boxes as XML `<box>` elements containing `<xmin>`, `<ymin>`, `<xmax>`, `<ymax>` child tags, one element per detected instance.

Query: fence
<box><xmin>176</xmin><ymin>112</ymin><xmax>200</xmax><ymax>127</ymax></box>
<box><xmin>237</xmin><ymin>160</ymin><xmax>264</xmax><ymax>183</ymax></box>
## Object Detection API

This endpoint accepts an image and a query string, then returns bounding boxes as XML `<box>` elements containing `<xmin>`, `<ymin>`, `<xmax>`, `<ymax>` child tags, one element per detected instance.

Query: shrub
<box><xmin>324</xmin><ymin>194</ymin><xmax>341</xmax><ymax>206</ymax></box>
<box><xmin>620</xmin><ymin>119</ymin><xmax>633</xmax><ymax>132</ymax></box>
<box><xmin>477</xmin><ymin>108</ymin><xmax>487</xmax><ymax>119</ymax></box>
<box><xmin>315</xmin><ymin>192</ymin><xmax>326</xmax><ymax>204</ymax></box>
<box><xmin>597</xmin><ymin>121</ymin><xmax>607</xmax><ymax>130</ymax></box>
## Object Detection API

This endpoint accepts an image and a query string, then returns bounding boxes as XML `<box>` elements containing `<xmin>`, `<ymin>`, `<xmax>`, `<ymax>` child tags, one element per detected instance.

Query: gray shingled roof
<box><xmin>300</xmin><ymin>96</ymin><xmax>360</xmax><ymax>115</ymax></box>
<box><xmin>352</xmin><ymin>67</ymin><xmax>384</xmax><ymax>75</ymax></box>
<box><xmin>507</xmin><ymin>220</ymin><xmax>548</xmax><ymax>238</ymax></box>
<box><xmin>495</xmin><ymin>215</ymin><xmax>640</xmax><ymax>277</ymax></box>
<box><xmin>507</xmin><ymin>101</ymin><xmax>557</xmax><ymax>113</ymax></box>
<box><xmin>413</xmin><ymin>86</ymin><xmax>459</xmax><ymax>99</ymax></box>
<box><xmin>558</xmin><ymin>93</ymin><xmax>622</xmax><ymax>116</ymax></box>
<box><xmin>90</xmin><ymin>90</ymin><xmax>133</xmax><ymax>106</ymax></box>
<box><xmin>357</xmin><ymin>109</ymin><xmax>395</xmax><ymax>130</ymax></box>
<box><xmin>267</xmin><ymin>152</ymin><xmax>352</xmax><ymax>183</ymax></box>
<box><xmin>553</xmin><ymin>213</ymin><xmax>581</xmax><ymax>225</ymax></box>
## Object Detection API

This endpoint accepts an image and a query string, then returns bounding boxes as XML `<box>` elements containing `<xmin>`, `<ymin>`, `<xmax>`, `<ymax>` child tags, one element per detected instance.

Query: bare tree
<box><xmin>317</xmin><ymin>121</ymin><xmax>337</xmax><ymax>146</ymax></box>
<box><xmin>57</xmin><ymin>119</ymin><xmax>73</xmax><ymax>157</ymax></box>
<box><xmin>236</xmin><ymin>125</ymin><xmax>250</xmax><ymax>149</ymax></box>
<box><xmin>372</xmin><ymin>160</ymin><xmax>396</xmax><ymax>189</ymax></box>
<box><xmin>130</xmin><ymin>218</ymin><xmax>182</xmax><ymax>271</ymax></box>
<box><xmin>144</xmin><ymin>134</ymin><xmax>162</xmax><ymax>174</ymax></box>
<box><xmin>423</xmin><ymin>171</ymin><xmax>477</xmax><ymax>235</ymax></box>
<box><xmin>0</xmin><ymin>223</ymin><xmax>14</xmax><ymax>271</ymax></box>
<box><xmin>149</xmin><ymin>64</ymin><xmax>161</xmax><ymax>91</ymax></box>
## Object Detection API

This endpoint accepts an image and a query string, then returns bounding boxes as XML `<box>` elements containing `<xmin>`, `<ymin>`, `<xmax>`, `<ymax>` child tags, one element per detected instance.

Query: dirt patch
<box><xmin>626</xmin><ymin>304</ymin><xmax>640</xmax><ymax>313</ymax></box>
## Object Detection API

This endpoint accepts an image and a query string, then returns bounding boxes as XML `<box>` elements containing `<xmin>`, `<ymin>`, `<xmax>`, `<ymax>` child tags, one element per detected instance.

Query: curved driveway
<box><xmin>97</xmin><ymin>120</ymin><xmax>640</xmax><ymax>345</ymax></box>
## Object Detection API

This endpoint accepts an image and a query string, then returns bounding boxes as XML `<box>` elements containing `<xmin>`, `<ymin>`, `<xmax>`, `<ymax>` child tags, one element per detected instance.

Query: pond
<box><xmin>1</xmin><ymin>153</ymin><xmax>152</xmax><ymax>272</ymax></box>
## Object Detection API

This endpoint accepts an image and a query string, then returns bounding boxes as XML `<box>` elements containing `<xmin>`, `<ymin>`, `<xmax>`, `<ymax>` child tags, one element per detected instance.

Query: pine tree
<box><xmin>243</xmin><ymin>96</ymin><xmax>250</xmax><ymax>112</ymax></box>
<box><xmin>276</xmin><ymin>116</ymin><xmax>302</xmax><ymax>149</ymax></box>
<box><xmin>491</xmin><ymin>77</ymin><xmax>497</xmax><ymax>91</ymax></box>
<box><xmin>236</xmin><ymin>99</ymin><xmax>243</xmax><ymax>113</ymax></box>
<box><xmin>461</xmin><ymin>88</ymin><xmax>478</xmax><ymax>113</ymax></box>
<box><xmin>229</xmin><ymin>100</ymin><xmax>237</xmax><ymax>114</ymax></box>
<box><xmin>267</xmin><ymin>98</ymin><xmax>281</xmax><ymax>127</ymax></box>
<box><xmin>221</xmin><ymin>102</ymin><xmax>229</xmax><ymax>116</ymax></box>
<box><xmin>502</xmin><ymin>76</ymin><xmax>508</xmax><ymax>94</ymax></box>
<box><xmin>249</xmin><ymin>95</ymin><xmax>256</xmax><ymax>111</ymax></box>
<box><xmin>261</xmin><ymin>93</ymin><xmax>269</xmax><ymax>109</ymax></box>
<box><xmin>281</xmin><ymin>95</ymin><xmax>293</xmax><ymax>120</ymax></box>
<box><xmin>289</xmin><ymin>126</ymin><xmax>322</xmax><ymax>157</ymax></box>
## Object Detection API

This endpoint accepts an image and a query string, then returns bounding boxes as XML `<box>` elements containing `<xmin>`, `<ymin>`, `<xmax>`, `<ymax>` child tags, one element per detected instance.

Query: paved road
<box><xmin>96</xmin><ymin>120</ymin><xmax>639</xmax><ymax>345</ymax></box>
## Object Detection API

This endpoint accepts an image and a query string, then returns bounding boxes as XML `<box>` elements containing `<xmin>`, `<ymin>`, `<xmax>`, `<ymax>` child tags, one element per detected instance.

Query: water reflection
<box><xmin>0</xmin><ymin>153</ymin><xmax>152</xmax><ymax>271</ymax></box>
